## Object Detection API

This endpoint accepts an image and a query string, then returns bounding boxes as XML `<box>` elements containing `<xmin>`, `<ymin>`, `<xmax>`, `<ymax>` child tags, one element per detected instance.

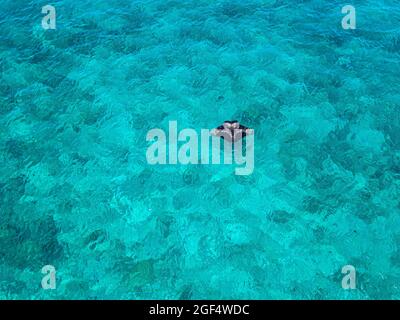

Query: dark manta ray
<box><xmin>211</xmin><ymin>120</ymin><xmax>254</xmax><ymax>142</ymax></box>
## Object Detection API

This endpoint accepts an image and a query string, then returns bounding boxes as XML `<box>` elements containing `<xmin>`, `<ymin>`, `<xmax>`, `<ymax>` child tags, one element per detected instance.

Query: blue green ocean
<box><xmin>1</xmin><ymin>0</ymin><xmax>400</xmax><ymax>299</ymax></box>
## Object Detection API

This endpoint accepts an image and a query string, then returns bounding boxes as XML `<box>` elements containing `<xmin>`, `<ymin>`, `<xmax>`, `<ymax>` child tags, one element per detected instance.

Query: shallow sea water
<box><xmin>1</xmin><ymin>0</ymin><xmax>400</xmax><ymax>299</ymax></box>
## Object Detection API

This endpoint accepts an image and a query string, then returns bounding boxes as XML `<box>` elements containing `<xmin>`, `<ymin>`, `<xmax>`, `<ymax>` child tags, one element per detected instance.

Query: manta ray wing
<box><xmin>212</xmin><ymin>121</ymin><xmax>253</xmax><ymax>142</ymax></box>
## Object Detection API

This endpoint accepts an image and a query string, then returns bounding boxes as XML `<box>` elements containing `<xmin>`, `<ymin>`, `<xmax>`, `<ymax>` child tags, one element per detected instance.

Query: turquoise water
<box><xmin>1</xmin><ymin>0</ymin><xmax>400</xmax><ymax>299</ymax></box>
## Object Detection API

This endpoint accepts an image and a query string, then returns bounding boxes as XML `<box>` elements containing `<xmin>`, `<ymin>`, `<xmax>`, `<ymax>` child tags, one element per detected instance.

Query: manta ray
<box><xmin>211</xmin><ymin>120</ymin><xmax>254</xmax><ymax>142</ymax></box>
